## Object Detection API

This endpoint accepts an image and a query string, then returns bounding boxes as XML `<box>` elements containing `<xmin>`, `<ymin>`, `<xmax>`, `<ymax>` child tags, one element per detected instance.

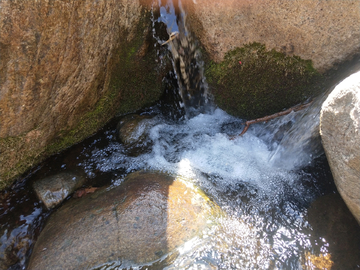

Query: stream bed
<box><xmin>1</xmin><ymin>100</ymin><xmax>360</xmax><ymax>269</ymax></box>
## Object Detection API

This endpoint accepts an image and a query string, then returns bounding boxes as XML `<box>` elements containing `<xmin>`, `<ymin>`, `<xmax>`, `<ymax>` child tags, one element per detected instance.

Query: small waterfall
<box><xmin>156</xmin><ymin>0</ymin><xmax>213</xmax><ymax>118</ymax></box>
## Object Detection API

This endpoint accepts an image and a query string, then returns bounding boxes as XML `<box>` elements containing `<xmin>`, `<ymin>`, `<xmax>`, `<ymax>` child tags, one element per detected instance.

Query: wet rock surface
<box><xmin>320</xmin><ymin>70</ymin><xmax>360</xmax><ymax>224</ymax></box>
<box><xmin>116</xmin><ymin>114</ymin><xmax>158</xmax><ymax>156</ymax></box>
<box><xmin>28</xmin><ymin>171</ymin><xmax>221</xmax><ymax>269</ymax></box>
<box><xmin>0</xmin><ymin>187</ymin><xmax>43</xmax><ymax>270</ymax></box>
<box><xmin>33</xmin><ymin>172</ymin><xmax>86</xmax><ymax>209</ymax></box>
<box><xmin>117</xmin><ymin>114</ymin><xmax>153</xmax><ymax>146</ymax></box>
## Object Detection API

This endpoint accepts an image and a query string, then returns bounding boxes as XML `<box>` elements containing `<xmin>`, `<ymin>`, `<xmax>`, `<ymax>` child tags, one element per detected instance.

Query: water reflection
<box><xmin>0</xmin><ymin>183</ymin><xmax>45</xmax><ymax>269</ymax></box>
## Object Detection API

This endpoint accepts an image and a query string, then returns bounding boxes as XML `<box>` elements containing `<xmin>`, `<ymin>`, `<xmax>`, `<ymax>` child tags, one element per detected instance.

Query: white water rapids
<box><xmin>79</xmin><ymin>100</ymin><xmax>328</xmax><ymax>269</ymax></box>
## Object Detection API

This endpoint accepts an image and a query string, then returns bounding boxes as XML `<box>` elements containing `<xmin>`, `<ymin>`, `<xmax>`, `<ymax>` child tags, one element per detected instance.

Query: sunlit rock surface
<box><xmin>185</xmin><ymin>0</ymin><xmax>360</xmax><ymax>72</ymax></box>
<box><xmin>178</xmin><ymin>0</ymin><xmax>360</xmax><ymax>119</ymax></box>
<box><xmin>320</xmin><ymin>70</ymin><xmax>360</xmax><ymax>224</ymax></box>
<box><xmin>28</xmin><ymin>171</ymin><xmax>221</xmax><ymax>269</ymax></box>
<box><xmin>33</xmin><ymin>172</ymin><xmax>86</xmax><ymax>209</ymax></box>
<box><xmin>0</xmin><ymin>0</ymin><xmax>165</xmax><ymax>189</ymax></box>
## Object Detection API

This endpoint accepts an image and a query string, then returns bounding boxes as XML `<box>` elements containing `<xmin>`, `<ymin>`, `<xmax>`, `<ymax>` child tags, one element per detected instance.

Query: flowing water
<box><xmin>1</xmin><ymin>1</ymin><xmax>360</xmax><ymax>269</ymax></box>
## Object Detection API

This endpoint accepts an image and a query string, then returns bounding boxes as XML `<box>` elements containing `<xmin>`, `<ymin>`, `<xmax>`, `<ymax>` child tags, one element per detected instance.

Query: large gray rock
<box><xmin>320</xmin><ymin>70</ymin><xmax>360</xmax><ymax>224</ymax></box>
<box><xmin>28</xmin><ymin>171</ymin><xmax>222</xmax><ymax>269</ymax></box>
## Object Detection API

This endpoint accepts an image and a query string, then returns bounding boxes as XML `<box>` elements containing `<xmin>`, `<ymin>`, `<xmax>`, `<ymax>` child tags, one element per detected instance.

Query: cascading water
<box><xmin>155</xmin><ymin>0</ymin><xmax>213</xmax><ymax>118</ymax></box>
<box><xmin>1</xmin><ymin>1</ymin><xmax>360</xmax><ymax>269</ymax></box>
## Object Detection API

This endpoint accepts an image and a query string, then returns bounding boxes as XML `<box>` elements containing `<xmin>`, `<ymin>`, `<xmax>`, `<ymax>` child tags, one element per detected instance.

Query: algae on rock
<box><xmin>205</xmin><ymin>43</ymin><xmax>320</xmax><ymax>119</ymax></box>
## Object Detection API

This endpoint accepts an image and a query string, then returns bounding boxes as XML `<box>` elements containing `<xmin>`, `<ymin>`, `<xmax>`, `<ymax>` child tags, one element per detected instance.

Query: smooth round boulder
<box><xmin>320</xmin><ymin>70</ymin><xmax>360</xmax><ymax>224</ymax></box>
<box><xmin>28</xmin><ymin>171</ymin><xmax>221</xmax><ymax>269</ymax></box>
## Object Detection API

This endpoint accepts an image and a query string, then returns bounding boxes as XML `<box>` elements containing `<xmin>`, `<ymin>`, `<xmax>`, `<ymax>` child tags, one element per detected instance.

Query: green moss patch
<box><xmin>205</xmin><ymin>42</ymin><xmax>321</xmax><ymax>119</ymax></box>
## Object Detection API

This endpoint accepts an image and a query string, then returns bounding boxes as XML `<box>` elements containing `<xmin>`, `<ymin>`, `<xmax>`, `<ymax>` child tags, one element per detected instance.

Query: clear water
<box><xmin>155</xmin><ymin>0</ymin><xmax>213</xmax><ymax>118</ymax></box>
<box><xmin>76</xmin><ymin>106</ymin><xmax>332</xmax><ymax>269</ymax></box>
<box><xmin>1</xmin><ymin>98</ymin><xmax>360</xmax><ymax>269</ymax></box>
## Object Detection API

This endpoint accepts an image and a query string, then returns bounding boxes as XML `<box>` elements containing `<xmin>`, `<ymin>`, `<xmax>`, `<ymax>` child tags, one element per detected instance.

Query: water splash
<box><xmin>267</xmin><ymin>97</ymin><xmax>325</xmax><ymax>170</ymax></box>
<box><xmin>77</xmin><ymin>104</ymin><xmax>333</xmax><ymax>268</ymax></box>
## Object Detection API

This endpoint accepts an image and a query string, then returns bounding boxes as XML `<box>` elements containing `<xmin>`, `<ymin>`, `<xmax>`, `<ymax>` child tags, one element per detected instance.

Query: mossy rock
<box><xmin>110</xmin><ymin>17</ymin><xmax>170</xmax><ymax>116</ymax></box>
<box><xmin>205</xmin><ymin>42</ymin><xmax>321</xmax><ymax>119</ymax></box>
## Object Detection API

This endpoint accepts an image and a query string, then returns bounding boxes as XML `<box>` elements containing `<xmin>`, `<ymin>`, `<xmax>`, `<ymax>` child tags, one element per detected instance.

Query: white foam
<box><xmin>138</xmin><ymin>109</ymin><xmax>300</xmax><ymax>192</ymax></box>
<box><xmin>86</xmin><ymin>108</ymin><xmax>317</xmax><ymax>195</ymax></box>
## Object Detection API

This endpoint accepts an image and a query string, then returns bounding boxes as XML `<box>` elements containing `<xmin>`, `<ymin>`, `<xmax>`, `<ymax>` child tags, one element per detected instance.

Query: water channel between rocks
<box><xmin>2</xmin><ymin>96</ymin><xmax>360</xmax><ymax>269</ymax></box>
<box><xmin>1</xmin><ymin>0</ymin><xmax>360</xmax><ymax>269</ymax></box>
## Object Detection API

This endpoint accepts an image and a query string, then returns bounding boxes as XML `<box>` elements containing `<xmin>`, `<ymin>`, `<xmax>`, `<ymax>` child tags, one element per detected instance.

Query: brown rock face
<box><xmin>320</xmin><ymin>70</ymin><xmax>360</xmax><ymax>225</ymax></box>
<box><xmin>0</xmin><ymin>0</ymin><xmax>164</xmax><ymax>188</ymax></box>
<box><xmin>0</xmin><ymin>0</ymin><xmax>141</xmax><ymax>137</ymax></box>
<box><xmin>28</xmin><ymin>171</ymin><xmax>221</xmax><ymax>269</ymax></box>
<box><xmin>185</xmin><ymin>0</ymin><xmax>360</xmax><ymax>72</ymax></box>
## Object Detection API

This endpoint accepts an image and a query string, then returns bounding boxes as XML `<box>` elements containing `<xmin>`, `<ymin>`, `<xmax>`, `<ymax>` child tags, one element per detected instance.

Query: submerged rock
<box><xmin>320</xmin><ymin>70</ymin><xmax>360</xmax><ymax>225</ymax></box>
<box><xmin>33</xmin><ymin>172</ymin><xmax>86</xmax><ymax>209</ymax></box>
<box><xmin>306</xmin><ymin>193</ymin><xmax>360</xmax><ymax>269</ymax></box>
<box><xmin>116</xmin><ymin>114</ymin><xmax>158</xmax><ymax>156</ymax></box>
<box><xmin>117</xmin><ymin>114</ymin><xmax>155</xmax><ymax>145</ymax></box>
<box><xmin>28</xmin><ymin>171</ymin><xmax>221</xmax><ymax>269</ymax></box>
